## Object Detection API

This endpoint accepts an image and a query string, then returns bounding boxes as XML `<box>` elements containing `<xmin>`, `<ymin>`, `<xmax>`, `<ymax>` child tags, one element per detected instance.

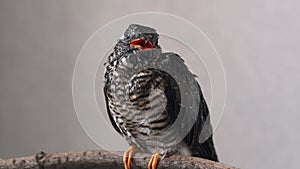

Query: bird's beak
<box><xmin>130</xmin><ymin>39</ymin><xmax>153</xmax><ymax>50</ymax></box>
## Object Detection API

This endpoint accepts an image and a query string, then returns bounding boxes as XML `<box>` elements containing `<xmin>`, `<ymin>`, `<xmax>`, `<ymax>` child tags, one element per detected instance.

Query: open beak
<box><xmin>130</xmin><ymin>39</ymin><xmax>153</xmax><ymax>50</ymax></box>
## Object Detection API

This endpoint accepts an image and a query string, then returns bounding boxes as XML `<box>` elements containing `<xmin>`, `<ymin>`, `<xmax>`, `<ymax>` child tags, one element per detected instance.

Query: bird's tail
<box><xmin>190</xmin><ymin>136</ymin><xmax>219</xmax><ymax>162</ymax></box>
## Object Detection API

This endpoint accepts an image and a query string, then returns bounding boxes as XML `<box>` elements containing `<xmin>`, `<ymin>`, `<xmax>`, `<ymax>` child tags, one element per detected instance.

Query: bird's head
<box><xmin>114</xmin><ymin>24</ymin><xmax>161</xmax><ymax>56</ymax></box>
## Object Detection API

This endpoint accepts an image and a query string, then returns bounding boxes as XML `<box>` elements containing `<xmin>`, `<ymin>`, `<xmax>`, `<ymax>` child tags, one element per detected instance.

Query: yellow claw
<box><xmin>147</xmin><ymin>152</ymin><xmax>160</xmax><ymax>169</ymax></box>
<box><xmin>123</xmin><ymin>146</ymin><xmax>136</xmax><ymax>169</ymax></box>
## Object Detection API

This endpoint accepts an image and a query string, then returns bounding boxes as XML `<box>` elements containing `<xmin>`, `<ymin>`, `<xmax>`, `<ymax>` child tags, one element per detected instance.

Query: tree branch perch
<box><xmin>0</xmin><ymin>150</ymin><xmax>238</xmax><ymax>169</ymax></box>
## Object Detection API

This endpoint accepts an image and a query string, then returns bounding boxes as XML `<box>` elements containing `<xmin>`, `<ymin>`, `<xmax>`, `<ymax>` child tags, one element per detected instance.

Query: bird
<box><xmin>103</xmin><ymin>24</ymin><xmax>218</xmax><ymax>169</ymax></box>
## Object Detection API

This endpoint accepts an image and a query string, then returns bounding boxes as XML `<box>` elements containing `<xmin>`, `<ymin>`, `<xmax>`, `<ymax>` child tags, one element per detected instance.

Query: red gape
<box><xmin>130</xmin><ymin>39</ymin><xmax>153</xmax><ymax>50</ymax></box>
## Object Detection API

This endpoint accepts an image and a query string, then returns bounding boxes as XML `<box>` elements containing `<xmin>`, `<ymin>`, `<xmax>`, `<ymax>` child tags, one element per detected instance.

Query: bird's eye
<box><xmin>130</xmin><ymin>39</ymin><xmax>153</xmax><ymax>50</ymax></box>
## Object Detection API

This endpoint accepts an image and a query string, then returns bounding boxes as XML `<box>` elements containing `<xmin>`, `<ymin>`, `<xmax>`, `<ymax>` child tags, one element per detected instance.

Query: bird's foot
<box><xmin>123</xmin><ymin>146</ymin><xmax>136</xmax><ymax>169</ymax></box>
<box><xmin>147</xmin><ymin>152</ymin><xmax>160</xmax><ymax>169</ymax></box>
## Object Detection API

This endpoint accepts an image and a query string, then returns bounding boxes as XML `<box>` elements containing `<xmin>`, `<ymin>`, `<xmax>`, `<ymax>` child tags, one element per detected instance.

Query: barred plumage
<box><xmin>103</xmin><ymin>24</ymin><xmax>218</xmax><ymax>167</ymax></box>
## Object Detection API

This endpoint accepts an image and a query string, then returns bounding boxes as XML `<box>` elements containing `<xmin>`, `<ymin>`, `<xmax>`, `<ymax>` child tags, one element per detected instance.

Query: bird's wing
<box><xmin>162</xmin><ymin>52</ymin><xmax>218</xmax><ymax>161</ymax></box>
<box><xmin>104</xmin><ymin>83</ymin><xmax>123</xmax><ymax>135</ymax></box>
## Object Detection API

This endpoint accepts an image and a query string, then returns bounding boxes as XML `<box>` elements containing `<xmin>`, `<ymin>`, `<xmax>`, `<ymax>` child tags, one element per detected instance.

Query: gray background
<box><xmin>0</xmin><ymin>1</ymin><xmax>299</xmax><ymax>169</ymax></box>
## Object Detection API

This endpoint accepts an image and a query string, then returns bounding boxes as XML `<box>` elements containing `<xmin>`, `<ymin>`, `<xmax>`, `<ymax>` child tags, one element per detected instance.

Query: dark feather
<box><xmin>104</xmin><ymin>85</ymin><xmax>122</xmax><ymax>135</ymax></box>
<box><xmin>161</xmin><ymin>52</ymin><xmax>218</xmax><ymax>161</ymax></box>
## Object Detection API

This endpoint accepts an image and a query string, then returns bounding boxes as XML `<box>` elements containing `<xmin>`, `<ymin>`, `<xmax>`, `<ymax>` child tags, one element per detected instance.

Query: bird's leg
<box><xmin>147</xmin><ymin>152</ymin><xmax>160</xmax><ymax>169</ymax></box>
<box><xmin>123</xmin><ymin>146</ymin><xmax>136</xmax><ymax>169</ymax></box>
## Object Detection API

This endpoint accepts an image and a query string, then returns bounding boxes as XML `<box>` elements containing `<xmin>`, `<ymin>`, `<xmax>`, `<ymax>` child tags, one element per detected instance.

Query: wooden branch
<box><xmin>0</xmin><ymin>150</ymin><xmax>238</xmax><ymax>169</ymax></box>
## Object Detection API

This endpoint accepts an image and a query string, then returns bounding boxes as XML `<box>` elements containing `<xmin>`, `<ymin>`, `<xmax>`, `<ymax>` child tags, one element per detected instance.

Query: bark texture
<box><xmin>0</xmin><ymin>150</ymin><xmax>239</xmax><ymax>169</ymax></box>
